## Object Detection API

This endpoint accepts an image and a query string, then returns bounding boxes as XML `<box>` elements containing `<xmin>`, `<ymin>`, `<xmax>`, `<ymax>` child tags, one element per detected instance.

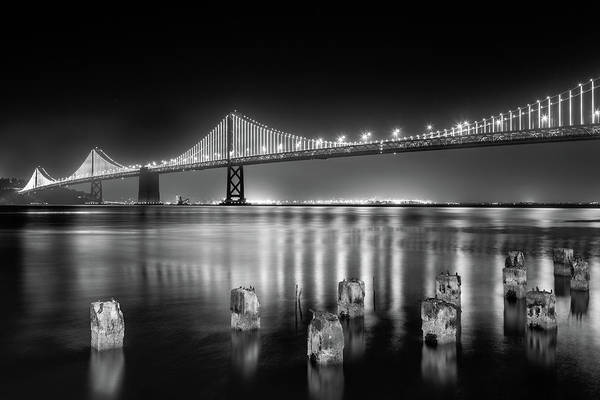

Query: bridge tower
<box><xmin>90</xmin><ymin>150</ymin><xmax>102</xmax><ymax>203</ymax></box>
<box><xmin>222</xmin><ymin>113</ymin><xmax>247</xmax><ymax>205</ymax></box>
<box><xmin>90</xmin><ymin>179</ymin><xmax>103</xmax><ymax>203</ymax></box>
<box><xmin>137</xmin><ymin>167</ymin><xmax>160</xmax><ymax>204</ymax></box>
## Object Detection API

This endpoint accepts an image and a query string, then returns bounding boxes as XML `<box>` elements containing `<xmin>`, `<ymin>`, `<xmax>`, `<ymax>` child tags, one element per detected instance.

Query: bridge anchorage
<box><xmin>16</xmin><ymin>76</ymin><xmax>600</xmax><ymax>205</ymax></box>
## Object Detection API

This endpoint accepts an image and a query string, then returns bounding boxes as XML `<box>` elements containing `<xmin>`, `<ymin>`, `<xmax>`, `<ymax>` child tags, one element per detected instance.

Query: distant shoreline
<box><xmin>2</xmin><ymin>203</ymin><xmax>600</xmax><ymax>209</ymax></box>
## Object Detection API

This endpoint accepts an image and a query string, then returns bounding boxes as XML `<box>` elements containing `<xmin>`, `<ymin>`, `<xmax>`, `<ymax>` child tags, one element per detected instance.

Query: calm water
<box><xmin>1</xmin><ymin>206</ymin><xmax>600</xmax><ymax>399</ymax></box>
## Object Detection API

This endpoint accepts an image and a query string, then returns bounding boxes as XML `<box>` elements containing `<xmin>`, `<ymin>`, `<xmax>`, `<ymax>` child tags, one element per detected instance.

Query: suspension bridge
<box><xmin>19</xmin><ymin>78</ymin><xmax>600</xmax><ymax>204</ymax></box>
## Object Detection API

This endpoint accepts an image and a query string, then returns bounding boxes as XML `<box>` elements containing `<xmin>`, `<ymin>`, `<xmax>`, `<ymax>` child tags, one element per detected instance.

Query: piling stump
<box><xmin>553</xmin><ymin>248</ymin><xmax>574</xmax><ymax>276</ymax></box>
<box><xmin>570</xmin><ymin>257</ymin><xmax>590</xmax><ymax>291</ymax></box>
<box><xmin>90</xmin><ymin>299</ymin><xmax>125</xmax><ymax>351</ymax></box>
<box><xmin>505</xmin><ymin>250</ymin><xmax>525</xmax><ymax>268</ymax></box>
<box><xmin>503</xmin><ymin>251</ymin><xmax>527</xmax><ymax>300</ymax></box>
<box><xmin>337</xmin><ymin>278</ymin><xmax>365</xmax><ymax>318</ymax></box>
<box><xmin>421</xmin><ymin>298</ymin><xmax>459</xmax><ymax>345</ymax></box>
<box><xmin>307</xmin><ymin>311</ymin><xmax>344</xmax><ymax>364</ymax></box>
<box><xmin>526</xmin><ymin>289</ymin><xmax>557</xmax><ymax>330</ymax></box>
<box><xmin>435</xmin><ymin>272</ymin><xmax>461</xmax><ymax>308</ymax></box>
<box><xmin>230</xmin><ymin>287</ymin><xmax>260</xmax><ymax>330</ymax></box>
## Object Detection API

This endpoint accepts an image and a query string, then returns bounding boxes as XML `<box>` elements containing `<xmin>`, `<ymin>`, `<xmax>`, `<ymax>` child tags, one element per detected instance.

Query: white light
<box><xmin>541</xmin><ymin>115</ymin><xmax>548</xmax><ymax>122</ymax></box>
<box><xmin>392</xmin><ymin>128</ymin><xmax>400</xmax><ymax>137</ymax></box>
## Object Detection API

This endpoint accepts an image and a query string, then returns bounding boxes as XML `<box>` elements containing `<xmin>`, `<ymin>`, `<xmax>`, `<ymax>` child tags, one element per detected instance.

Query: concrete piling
<box><xmin>553</xmin><ymin>248</ymin><xmax>574</xmax><ymax>276</ymax></box>
<box><xmin>90</xmin><ymin>299</ymin><xmax>125</xmax><ymax>351</ymax></box>
<box><xmin>337</xmin><ymin>278</ymin><xmax>365</xmax><ymax>318</ymax></box>
<box><xmin>505</xmin><ymin>250</ymin><xmax>525</xmax><ymax>268</ymax></box>
<box><xmin>503</xmin><ymin>250</ymin><xmax>527</xmax><ymax>300</ymax></box>
<box><xmin>421</xmin><ymin>298</ymin><xmax>459</xmax><ymax>345</ymax></box>
<box><xmin>570</xmin><ymin>256</ymin><xmax>590</xmax><ymax>291</ymax></box>
<box><xmin>230</xmin><ymin>287</ymin><xmax>260</xmax><ymax>330</ymax></box>
<box><xmin>307</xmin><ymin>311</ymin><xmax>344</xmax><ymax>364</ymax></box>
<box><xmin>526</xmin><ymin>289</ymin><xmax>557</xmax><ymax>330</ymax></box>
<box><xmin>435</xmin><ymin>272</ymin><xmax>461</xmax><ymax>308</ymax></box>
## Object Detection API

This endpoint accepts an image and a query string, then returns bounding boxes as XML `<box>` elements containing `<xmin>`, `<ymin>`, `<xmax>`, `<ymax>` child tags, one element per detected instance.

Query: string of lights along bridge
<box><xmin>19</xmin><ymin>77</ymin><xmax>600</xmax><ymax>204</ymax></box>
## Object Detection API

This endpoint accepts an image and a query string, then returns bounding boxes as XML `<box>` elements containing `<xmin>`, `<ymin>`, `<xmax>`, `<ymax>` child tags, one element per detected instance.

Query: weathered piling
<box><xmin>553</xmin><ymin>248</ymin><xmax>574</xmax><ymax>276</ymax></box>
<box><xmin>506</xmin><ymin>250</ymin><xmax>525</xmax><ymax>268</ymax></box>
<box><xmin>503</xmin><ymin>251</ymin><xmax>527</xmax><ymax>300</ymax></box>
<box><xmin>307</xmin><ymin>311</ymin><xmax>344</xmax><ymax>364</ymax></box>
<box><xmin>337</xmin><ymin>278</ymin><xmax>365</xmax><ymax>318</ymax></box>
<box><xmin>90</xmin><ymin>299</ymin><xmax>125</xmax><ymax>351</ymax></box>
<box><xmin>526</xmin><ymin>289</ymin><xmax>557</xmax><ymax>330</ymax></box>
<box><xmin>230</xmin><ymin>287</ymin><xmax>260</xmax><ymax>330</ymax></box>
<box><xmin>435</xmin><ymin>272</ymin><xmax>461</xmax><ymax>308</ymax></box>
<box><xmin>570</xmin><ymin>257</ymin><xmax>590</xmax><ymax>291</ymax></box>
<box><xmin>421</xmin><ymin>298</ymin><xmax>459</xmax><ymax>345</ymax></box>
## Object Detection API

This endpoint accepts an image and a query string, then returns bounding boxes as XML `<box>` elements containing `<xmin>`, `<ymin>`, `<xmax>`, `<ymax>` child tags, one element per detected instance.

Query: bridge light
<box><xmin>426</xmin><ymin>124</ymin><xmax>433</xmax><ymax>131</ymax></box>
<box><xmin>392</xmin><ymin>128</ymin><xmax>400</xmax><ymax>138</ymax></box>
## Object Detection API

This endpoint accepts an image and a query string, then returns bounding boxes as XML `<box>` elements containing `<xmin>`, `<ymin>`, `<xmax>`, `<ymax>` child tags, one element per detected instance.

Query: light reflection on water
<box><xmin>2</xmin><ymin>206</ymin><xmax>600</xmax><ymax>398</ymax></box>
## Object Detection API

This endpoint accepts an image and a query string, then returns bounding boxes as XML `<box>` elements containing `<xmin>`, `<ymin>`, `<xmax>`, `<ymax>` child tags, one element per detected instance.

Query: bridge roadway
<box><xmin>33</xmin><ymin>123</ymin><xmax>600</xmax><ymax>192</ymax></box>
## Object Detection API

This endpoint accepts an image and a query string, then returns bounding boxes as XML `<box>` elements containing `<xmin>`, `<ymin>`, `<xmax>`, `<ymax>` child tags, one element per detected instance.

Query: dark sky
<box><xmin>1</xmin><ymin>6</ymin><xmax>599</xmax><ymax>202</ymax></box>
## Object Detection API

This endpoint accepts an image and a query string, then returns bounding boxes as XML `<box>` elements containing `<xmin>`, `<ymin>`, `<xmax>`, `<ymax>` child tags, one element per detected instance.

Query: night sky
<box><xmin>1</xmin><ymin>7</ymin><xmax>599</xmax><ymax>202</ymax></box>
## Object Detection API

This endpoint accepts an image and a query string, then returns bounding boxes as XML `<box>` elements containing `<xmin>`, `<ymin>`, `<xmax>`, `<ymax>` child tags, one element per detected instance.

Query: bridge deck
<box><xmin>21</xmin><ymin>123</ymin><xmax>600</xmax><ymax>193</ymax></box>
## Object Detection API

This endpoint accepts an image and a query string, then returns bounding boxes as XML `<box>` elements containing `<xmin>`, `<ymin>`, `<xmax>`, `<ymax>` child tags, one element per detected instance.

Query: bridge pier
<box><xmin>222</xmin><ymin>165</ymin><xmax>246</xmax><ymax>205</ymax></box>
<box><xmin>137</xmin><ymin>167</ymin><xmax>160</xmax><ymax>204</ymax></box>
<box><xmin>90</xmin><ymin>179</ymin><xmax>103</xmax><ymax>203</ymax></box>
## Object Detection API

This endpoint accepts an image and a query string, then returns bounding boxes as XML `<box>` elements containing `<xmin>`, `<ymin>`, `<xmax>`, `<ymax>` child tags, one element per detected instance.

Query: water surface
<box><xmin>1</xmin><ymin>206</ymin><xmax>599</xmax><ymax>399</ymax></box>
